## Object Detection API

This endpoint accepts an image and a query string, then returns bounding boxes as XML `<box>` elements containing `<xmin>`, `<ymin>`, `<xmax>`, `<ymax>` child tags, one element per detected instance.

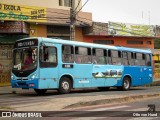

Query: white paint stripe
<box><xmin>70</xmin><ymin>117</ymin><xmax>106</xmax><ymax>120</ymax></box>
<box><xmin>86</xmin><ymin>105</ymin><xmax>130</xmax><ymax>111</ymax></box>
<box><xmin>126</xmin><ymin>107</ymin><xmax>148</xmax><ymax>111</ymax></box>
<box><xmin>128</xmin><ymin>117</ymin><xmax>158</xmax><ymax>120</ymax></box>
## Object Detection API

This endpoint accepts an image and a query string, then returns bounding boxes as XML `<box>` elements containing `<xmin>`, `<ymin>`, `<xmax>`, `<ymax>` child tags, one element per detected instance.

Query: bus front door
<box><xmin>39</xmin><ymin>45</ymin><xmax>59</xmax><ymax>89</ymax></box>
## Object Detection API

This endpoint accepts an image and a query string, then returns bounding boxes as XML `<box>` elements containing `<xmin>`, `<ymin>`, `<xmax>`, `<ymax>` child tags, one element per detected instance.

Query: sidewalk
<box><xmin>0</xmin><ymin>86</ymin><xmax>34</xmax><ymax>95</ymax></box>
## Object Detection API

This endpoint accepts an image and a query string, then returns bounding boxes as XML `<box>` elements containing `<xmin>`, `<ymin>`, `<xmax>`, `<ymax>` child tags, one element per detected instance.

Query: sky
<box><xmin>82</xmin><ymin>0</ymin><xmax>160</xmax><ymax>25</ymax></box>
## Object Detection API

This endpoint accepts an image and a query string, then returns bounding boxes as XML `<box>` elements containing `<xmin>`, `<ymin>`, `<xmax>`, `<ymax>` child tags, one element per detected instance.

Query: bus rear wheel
<box><xmin>34</xmin><ymin>89</ymin><xmax>47</xmax><ymax>95</ymax></box>
<box><xmin>58</xmin><ymin>77</ymin><xmax>71</xmax><ymax>94</ymax></box>
<box><xmin>121</xmin><ymin>77</ymin><xmax>131</xmax><ymax>91</ymax></box>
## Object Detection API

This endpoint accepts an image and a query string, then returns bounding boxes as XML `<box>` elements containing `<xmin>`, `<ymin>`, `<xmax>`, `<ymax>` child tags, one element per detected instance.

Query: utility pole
<box><xmin>70</xmin><ymin>0</ymin><xmax>89</xmax><ymax>40</ymax></box>
<box><xmin>70</xmin><ymin>0</ymin><xmax>76</xmax><ymax>41</ymax></box>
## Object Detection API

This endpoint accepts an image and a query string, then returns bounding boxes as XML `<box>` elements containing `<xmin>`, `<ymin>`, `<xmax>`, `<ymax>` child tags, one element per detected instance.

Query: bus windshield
<box><xmin>13</xmin><ymin>47</ymin><xmax>38</xmax><ymax>71</ymax></box>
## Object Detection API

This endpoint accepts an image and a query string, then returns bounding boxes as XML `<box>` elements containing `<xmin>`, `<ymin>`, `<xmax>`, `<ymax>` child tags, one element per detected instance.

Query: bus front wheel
<box><xmin>58</xmin><ymin>77</ymin><xmax>71</xmax><ymax>94</ymax></box>
<box><xmin>121</xmin><ymin>77</ymin><xmax>131</xmax><ymax>91</ymax></box>
<box><xmin>34</xmin><ymin>89</ymin><xmax>47</xmax><ymax>95</ymax></box>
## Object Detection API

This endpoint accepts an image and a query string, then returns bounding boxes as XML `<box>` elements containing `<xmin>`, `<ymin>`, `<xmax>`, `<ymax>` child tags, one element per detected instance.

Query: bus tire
<box><xmin>121</xmin><ymin>77</ymin><xmax>131</xmax><ymax>91</ymax></box>
<box><xmin>98</xmin><ymin>87</ymin><xmax>110</xmax><ymax>91</ymax></box>
<box><xmin>34</xmin><ymin>89</ymin><xmax>47</xmax><ymax>95</ymax></box>
<box><xmin>58</xmin><ymin>77</ymin><xmax>71</xmax><ymax>94</ymax></box>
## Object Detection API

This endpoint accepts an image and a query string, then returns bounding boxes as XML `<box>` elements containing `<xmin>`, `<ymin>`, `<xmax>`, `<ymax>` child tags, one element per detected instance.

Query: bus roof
<box><xmin>17</xmin><ymin>37</ymin><xmax>152</xmax><ymax>54</ymax></box>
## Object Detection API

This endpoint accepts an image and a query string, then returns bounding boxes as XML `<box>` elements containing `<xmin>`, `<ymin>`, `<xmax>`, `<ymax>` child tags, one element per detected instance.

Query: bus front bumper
<box><xmin>11</xmin><ymin>79</ymin><xmax>39</xmax><ymax>89</ymax></box>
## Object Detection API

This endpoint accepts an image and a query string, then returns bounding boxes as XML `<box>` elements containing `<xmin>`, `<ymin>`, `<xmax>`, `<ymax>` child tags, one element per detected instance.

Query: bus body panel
<box><xmin>123</xmin><ymin>66</ymin><xmax>153</xmax><ymax>86</ymax></box>
<box><xmin>141</xmin><ymin>66</ymin><xmax>153</xmax><ymax>85</ymax></box>
<box><xmin>59</xmin><ymin>64</ymin><xmax>93</xmax><ymax>88</ymax></box>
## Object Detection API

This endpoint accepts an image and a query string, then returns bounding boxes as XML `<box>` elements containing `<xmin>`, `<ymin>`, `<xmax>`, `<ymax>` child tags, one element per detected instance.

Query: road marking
<box><xmin>128</xmin><ymin>117</ymin><xmax>158</xmax><ymax>120</ymax></box>
<box><xmin>70</xmin><ymin>117</ymin><xmax>106</xmax><ymax>120</ymax></box>
<box><xmin>126</xmin><ymin>107</ymin><xmax>148</xmax><ymax>111</ymax></box>
<box><xmin>86</xmin><ymin>105</ymin><xmax>130</xmax><ymax>111</ymax></box>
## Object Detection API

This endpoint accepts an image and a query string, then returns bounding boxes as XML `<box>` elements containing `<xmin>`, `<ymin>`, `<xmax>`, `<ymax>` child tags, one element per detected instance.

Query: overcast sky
<box><xmin>82</xmin><ymin>0</ymin><xmax>160</xmax><ymax>25</ymax></box>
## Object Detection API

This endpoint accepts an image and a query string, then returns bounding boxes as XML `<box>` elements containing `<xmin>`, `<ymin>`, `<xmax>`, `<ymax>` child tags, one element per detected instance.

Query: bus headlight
<box><xmin>11</xmin><ymin>74</ymin><xmax>15</xmax><ymax>80</ymax></box>
<box><xmin>31</xmin><ymin>74</ymin><xmax>37</xmax><ymax>80</ymax></box>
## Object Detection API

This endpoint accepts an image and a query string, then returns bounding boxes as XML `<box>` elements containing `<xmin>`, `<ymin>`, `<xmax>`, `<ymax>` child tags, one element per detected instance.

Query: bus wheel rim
<box><xmin>124</xmin><ymin>80</ymin><xmax>129</xmax><ymax>89</ymax></box>
<box><xmin>62</xmin><ymin>81</ymin><xmax>69</xmax><ymax>90</ymax></box>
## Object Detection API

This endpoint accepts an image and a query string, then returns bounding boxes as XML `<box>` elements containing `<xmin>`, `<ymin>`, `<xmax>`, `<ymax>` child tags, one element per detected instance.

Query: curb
<box><xmin>64</xmin><ymin>93</ymin><xmax>160</xmax><ymax>109</ymax></box>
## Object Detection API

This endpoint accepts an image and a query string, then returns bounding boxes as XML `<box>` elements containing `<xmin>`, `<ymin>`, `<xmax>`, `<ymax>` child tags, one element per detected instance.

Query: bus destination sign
<box><xmin>14</xmin><ymin>39</ymin><xmax>38</xmax><ymax>48</ymax></box>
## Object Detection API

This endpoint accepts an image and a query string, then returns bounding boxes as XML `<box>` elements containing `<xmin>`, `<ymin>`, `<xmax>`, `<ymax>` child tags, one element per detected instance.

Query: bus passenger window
<box><xmin>75</xmin><ymin>47</ymin><xmax>91</xmax><ymax>64</ymax></box>
<box><xmin>40</xmin><ymin>46</ymin><xmax>57</xmax><ymax>67</ymax></box>
<box><xmin>92</xmin><ymin>48</ymin><xmax>106</xmax><ymax>64</ymax></box>
<box><xmin>122</xmin><ymin>52</ymin><xmax>134</xmax><ymax>66</ymax></box>
<box><xmin>146</xmin><ymin>54</ymin><xmax>151</xmax><ymax>66</ymax></box>
<box><xmin>44</xmin><ymin>47</ymin><xmax>48</xmax><ymax>61</ymax></box>
<box><xmin>108</xmin><ymin>50</ymin><xmax>112</xmax><ymax>64</ymax></box>
<box><xmin>122</xmin><ymin>52</ymin><xmax>128</xmax><ymax>65</ymax></box>
<box><xmin>62</xmin><ymin>45</ymin><xmax>74</xmax><ymax>63</ymax></box>
<box><xmin>135</xmin><ymin>53</ymin><xmax>145</xmax><ymax>66</ymax></box>
<box><xmin>128</xmin><ymin>52</ymin><xmax>135</xmax><ymax>66</ymax></box>
<box><xmin>111</xmin><ymin>50</ymin><xmax>122</xmax><ymax>65</ymax></box>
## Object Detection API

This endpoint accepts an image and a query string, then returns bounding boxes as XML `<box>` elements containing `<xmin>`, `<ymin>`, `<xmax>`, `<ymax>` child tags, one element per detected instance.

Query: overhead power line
<box><xmin>76</xmin><ymin>0</ymin><xmax>89</xmax><ymax>15</ymax></box>
<box><xmin>74</xmin><ymin>0</ymin><xmax>81</xmax><ymax>11</ymax></box>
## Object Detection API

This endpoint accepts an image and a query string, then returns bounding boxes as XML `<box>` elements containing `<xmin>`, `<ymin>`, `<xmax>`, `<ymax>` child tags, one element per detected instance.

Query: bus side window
<box><xmin>128</xmin><ymin>52</ymin><xmax>135</xmax><ymax>66</ymax></box>
<box><xmin>75</xmin><ymin>47</ymin><xmax>91</xmax><ymax>64</ymax></box>
<box><xmin>40</xmin><ymin>46</ymin><xmax>57</xmax><ymax>67</ymax></box>
<box><xmin>108</xmin><ymin>50</ymin><xmax>112</xmax><ymax>64</ymax></box>
<box><xmin>146</xmin><ymin>54</ymin><xmax>151</xmax><ymax>66</ymax></box>
<box><xmin>135</xmin><ymin>53</ymin><xmax>145</xmax><ymax>66</ymax></box>
<box><xmin>111</xmin><ymin>50</ymin><xmax>121</xmax><ymax>65</ymax></box>
<box><xmin>92</xmin><ymin>48</ymin><xmax>106</xmax><ymax>64</ymax></box>
<box><xmin>62</xmin><ymin>45</ymin><xmax>74</xmax><ymax>63</ymax></box>
<box><xmin>122</xmin><ymin>51</ymin><xmax>128</xmax><ymax>66</ymax></box>
<box><xmin>44</xmin><ymin>47</ymin><xmax>48</xmax><ymax>61</ymax></box>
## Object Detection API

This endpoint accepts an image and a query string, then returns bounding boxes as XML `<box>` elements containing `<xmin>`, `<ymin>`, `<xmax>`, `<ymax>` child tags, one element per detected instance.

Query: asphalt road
<box><xmin>41</xmin><ymin>97</ymin><xmax>160</xmax><ymax>119</ymax></box>
<box><xmin>62</xmin><ymin>97</ymin><xmax>160</xmax><ymax>119</ymax></box>
<box><xmin>1</xmin><ymin>96</ymin><xmax>160</xmax><ymax>120</ymax></box>
<box><xmin>0</xmin><ymin>86</ymin><xmax>160</xmax><ymax>107</ymax></box>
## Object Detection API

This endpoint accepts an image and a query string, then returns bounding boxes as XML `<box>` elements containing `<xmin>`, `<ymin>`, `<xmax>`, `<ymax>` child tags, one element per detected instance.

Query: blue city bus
<box><xmin>11</xmin><ymin>37</ymin><xmax>153</xmax><ymax>94</ymax></box>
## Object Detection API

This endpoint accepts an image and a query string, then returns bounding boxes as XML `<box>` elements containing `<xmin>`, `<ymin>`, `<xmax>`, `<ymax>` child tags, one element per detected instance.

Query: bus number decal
<box><xmin>62</xmin><ymin>64</ymin><xmax>73</xmax><ymax>68</ymax></box>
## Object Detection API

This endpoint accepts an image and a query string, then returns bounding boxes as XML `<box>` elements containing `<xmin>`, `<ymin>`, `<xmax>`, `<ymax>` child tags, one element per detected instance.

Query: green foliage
<box><xmin>154</xmin><ymin>38</ymin><xmax>160</xmax><ymax>49</ymax></box>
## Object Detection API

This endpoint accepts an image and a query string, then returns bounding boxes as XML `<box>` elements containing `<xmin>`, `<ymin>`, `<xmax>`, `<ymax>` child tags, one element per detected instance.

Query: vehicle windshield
<box><xmin>13</xmin><ymin>47</ymin><xmax>38</xmax><ymax>71</ymax></box>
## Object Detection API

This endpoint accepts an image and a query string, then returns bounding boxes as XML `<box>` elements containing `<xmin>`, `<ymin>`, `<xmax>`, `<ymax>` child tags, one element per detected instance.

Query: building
<box><xmin>83</xmin><ymin>22</ymin><xmax>155</xmax><ymax>49</ymax></box>
<box><xmin>0</xmin><ymin>0</ymin><xmax>92</xmax><ymax>86</ymax></box>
